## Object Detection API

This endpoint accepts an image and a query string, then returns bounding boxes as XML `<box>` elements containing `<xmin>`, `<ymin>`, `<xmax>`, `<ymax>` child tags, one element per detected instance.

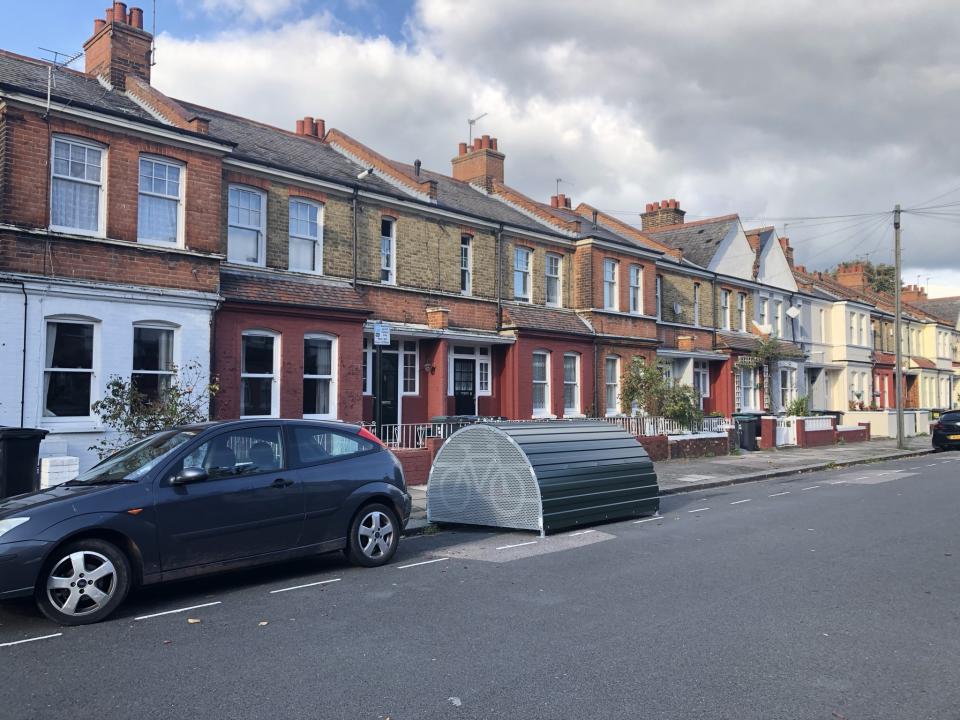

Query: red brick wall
<box><xmin>668</xmin><ymin>434</ymin><xmax>729</xmax><ymax>459</ymax></box>
<box><xmin>213</xmin><ymin>305</ymin><xmax>366</xmax><ymax>421</ymax></box>
<box><xmin>362</xmin><ymin>285</ymin><xmax>497</xmax><ymax>331</ymax></box>
<box><xmin>594</xmin><ymin>342</ymin><xmax>656</xmax><ymax>415</ymax></box>
<box><xmin>0</xmin><ymin>231</ymin><xmax>219</xmax><ymax>293</ymax></box>
<box><xmin>797</xmin><ymin>418</ymin><xmax>836</xmax><ymax>448</ymax></box>
<box><xmin>588</xmin><ymin>246</ymin><xmax>657</xmax><ymax>314</ymax></box>
<box><xmin>501</xmin><ymin>335</ymin><xmax>595</xmax><ymax>419</ymax></box>
<box><xmin>2</xmin><ymin>109</ymin><xmax>223</xmax><ymax>255</ymax></box>
<box><xmin>838</xmin><ymin>427</ymin><xmax>869</xmax><ymax>443</ymax></box>
<box><xmin>392</xmin><ymin>448</ymin><xmax>432</xmax><ymax>486</ymax></box>
<box><xmin>636</xmin><ymin>434</ymin><xmax>668</xmax><ymax>461</ymax></box>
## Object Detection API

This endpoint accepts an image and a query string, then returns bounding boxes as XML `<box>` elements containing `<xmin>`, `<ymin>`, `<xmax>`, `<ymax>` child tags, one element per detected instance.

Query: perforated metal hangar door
<box><xmin>427</xmin><ymin>420</ymin><xmax>659</xmax><ymax>534</ymax></box>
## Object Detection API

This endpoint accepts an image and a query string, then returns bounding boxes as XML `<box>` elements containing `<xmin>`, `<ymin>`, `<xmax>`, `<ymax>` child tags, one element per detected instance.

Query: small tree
<box><xmin>620</xmin><ymin>357</ymin><xmax>703</xmax><ymax>428</ymax></box>
<box><xmin>90</xmin><ymin>360</ymin><xmax>219</xmax><ymax>459</ymax></box>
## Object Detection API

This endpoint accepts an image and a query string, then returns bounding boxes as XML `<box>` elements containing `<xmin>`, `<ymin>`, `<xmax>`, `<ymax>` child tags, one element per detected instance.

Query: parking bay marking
<box><xmin>687</xmin><ymin>507</ymin><xmax>710</xmax><ymax>513</ymax></box>
<box><xmin>802</xmin><ymin>485</ymin><xmax>821</xmax><ymax>491</ymax></box>
<box><xmin>396</xmin><ymin>557</ymin><xmax>449</xmax><ymax>570</ymax></box>
<box><xmin>730</xmin><ymin>499</ymin><xmax>751</xmax><ymax>505</ymax></box>
<box><xmin>0</xmin><ymin>633</ymin><xmax>62</xmax><ymax>648</ymax></box>
<box><xmin>269</xmin><ymin>578</ymin><xmax>341</xmax><ymax>595</ymax></box>
<box><xmin>134</xmin><ymin>601</ymin><xmax>222</xmax><ymax>621</ymax></box>
<box><xmin>496</xmin><ymin>541</ymin><xmax>538</xmax><ymax>551</ymax></box>
<box><xmin>633</xmin><ymin>516</ymin><xmax>661</xmax><ymax>524</ymax></box>
<box><xmin>769</xmin><ymin>491</ymin><xmax>791</xmax><ymax>497</ymax></box>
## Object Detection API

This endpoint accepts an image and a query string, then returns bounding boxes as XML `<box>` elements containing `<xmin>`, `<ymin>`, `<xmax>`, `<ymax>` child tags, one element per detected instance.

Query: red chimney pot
<box><xmin>94</xmin><ymin>18</ymin><xmax>106</xmax><ymax>32</ymax></box>
<box><xmin>550</xmin><ymin>195</ymin><xmax>559</xmax><ymax>208</ymax></box>
<box><xmin>105</xmin><ymin>7</ymin><xmax>114</xmax><ymax>22</ymax></box>
<box><xmin>129</xmin><ymin>7</ymin><xmax>143</xmax><ymax>28</ymax></box>
<box><xmin>315</xmin><ymin>118</ymin><xmax>325</xmax><ymax>137</ymax></box>
<box><xmin>458</xmin><ymin>142</ymin><xmax>467</xmax><ymax>156</ymax></box>
<box><xmin>113</xmin><ymin>2</ymin><xmax>128</xmax><ymax>23</ymax></box>
<box><xmin>473</xmin><ymin>138</ymin><xmax>482</xmax><ymax>151</ymax></box>
<box><xmin>491</xmin><ymin>138</ymin><xmax>498</xmax><ymax>150</ymax></box>
<box><xmin>295</xmin><ymin>119</ymin><xmax>305</xmax><ymax>135</ymax></box>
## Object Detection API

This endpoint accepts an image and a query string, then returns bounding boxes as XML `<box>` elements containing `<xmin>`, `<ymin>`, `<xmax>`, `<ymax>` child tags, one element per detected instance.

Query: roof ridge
<box><xmin>573</xmin><ymin>202</ymin><xmax>680</xmax><ymax>257</ymax></box>
<box><xmin>644</xmin><ymin>213</ymin><xmax>739</xmax><ymax>233</ymax></box>
<box><xmin>0</xmin><ymin>48</ymin><xmax>92</xmax><ymax>81</ymax></box>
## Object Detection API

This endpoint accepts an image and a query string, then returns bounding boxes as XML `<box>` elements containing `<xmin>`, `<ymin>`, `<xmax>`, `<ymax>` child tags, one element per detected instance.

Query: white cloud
<box><xmin>153</xmin><ymin>0</ymin><xmax>960</xmax><ymax>290</ymax></box>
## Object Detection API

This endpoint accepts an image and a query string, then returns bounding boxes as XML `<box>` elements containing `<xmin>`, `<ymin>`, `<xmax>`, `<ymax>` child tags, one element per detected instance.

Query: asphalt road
<box><xmin>1</xmin><ymin>452</ymin><xmax>958</xmax><ymax>720</ymax></box>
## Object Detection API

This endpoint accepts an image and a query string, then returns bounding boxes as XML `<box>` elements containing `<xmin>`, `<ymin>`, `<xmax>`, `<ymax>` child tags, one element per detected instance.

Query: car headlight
<box><xmin>0</xmin><ymin>518</ymin><xmax>30</xmax><ymax>539</ymax></box>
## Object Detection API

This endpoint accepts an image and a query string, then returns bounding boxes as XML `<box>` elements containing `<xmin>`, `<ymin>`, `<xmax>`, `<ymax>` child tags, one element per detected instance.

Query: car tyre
<box><xmin>35</xmin><ymin>538</ymin><xmax>131</xmax><ymax>626</ymax></box>
<box><xmin>346</xmin><ymin>503</ymin><xmax>400</xmax><ymax>568</ymax></box>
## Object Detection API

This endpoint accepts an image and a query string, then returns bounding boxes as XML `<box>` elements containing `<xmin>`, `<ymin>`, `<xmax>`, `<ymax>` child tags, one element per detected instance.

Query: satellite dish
<box><xmin>672</xmin><ymin>302</ymin><xmax>683</xmax><ymax>315</ymax></box>
<box><xmin>786</xmin><ymin>306</ymin><xmax>801</xmax><ymax>319</ymax></box>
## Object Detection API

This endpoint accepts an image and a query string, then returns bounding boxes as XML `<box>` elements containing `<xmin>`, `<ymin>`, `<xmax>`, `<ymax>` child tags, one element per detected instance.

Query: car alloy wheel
<box><xmin>357</xmin><ymin>509</ymin><xmax>395</xmax><ymax>560</ymax></box>
<box><xmin>46</xmin><ymin>550</ymin><xmax>118</xmax><ymax>618</ymax></box>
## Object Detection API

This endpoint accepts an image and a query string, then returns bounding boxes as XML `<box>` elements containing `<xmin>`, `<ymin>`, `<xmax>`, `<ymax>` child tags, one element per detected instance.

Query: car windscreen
<box><xmin>71</xmin><ymin>430</ymin><xmax>200</xmax><ymax>484</ymax></box>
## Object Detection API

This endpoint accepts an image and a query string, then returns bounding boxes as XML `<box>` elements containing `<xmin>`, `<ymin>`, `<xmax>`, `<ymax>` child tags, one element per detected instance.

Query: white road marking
<box><xmin>908</xmin><ymin>467</ymin><xmax>924</xmax><ymax>470</ymax></box>
<box><xmin>633</xmin><ymin>516</ymin><xmax>661</xmax><ymax>524</ymax></box>
<box><xmin>269</xmin><ymin>578</ymin><xmax>342</xmax><ymax>595</ymax></box>
<box><xmin>495</xmin><ymin>541</ymin><xmax>538</xmax><ymax>551</ymax></box>
<box><xmin>134</xmin><ymin>601</ymin><xmax>222</xmax><ymax>621</ymax></box>
<box><xmin>770</xmin><ymin>491</ymin><xmax>791</xmax><ymax>497</ymax></box>
<box><xmin>802</xmin><ymin>485</ymin><xmax>820</xmax><ymax>491</ymax></box>
<box><xmin>0</xmin><ymin>633</ymin><xmax>62</xmax><ymax>648</ymax></box>
<box><xmin>730</xmin><ymin>499</ymin><xmax>752</xmax><ymax>505</ymax></box>
<box><xmin>396</xmin><ymin>557</ymin><xmax>449</xmax><ymax>569</ymax></box>
<box><xmin>830</xmin><ymin>480</ymin><xmax>847</xmax><ymax>485</ymax></box>
<box><xmin>687</xmin><ymin>507</ymin><xmax>710</xmax><ymax>513</ymax></box>
<box><xmin>569</xmin><ymin>529</ymin><xmax>596</xmax><ymax>536</ymax></box>
<box><xmin>854</xmin><ymin>476</ymin><xmax>870</xmax><ymax>481</ymax></box>
<box><xmin>926</xmin><ymin>463</ymin><xmax>939</xmax><ymax>467</ymax></box>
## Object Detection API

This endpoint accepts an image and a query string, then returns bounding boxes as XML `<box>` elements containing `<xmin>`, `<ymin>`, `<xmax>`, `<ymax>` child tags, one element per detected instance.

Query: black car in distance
<box><xmin>932</xmin><ymin>410</ymin><xmax>960</xmax><ymax>451</ymax></box>
<box><xmin>0</xmin><ymin>420</ymin><xmax>411</xmax><ymax>625</ymax></box>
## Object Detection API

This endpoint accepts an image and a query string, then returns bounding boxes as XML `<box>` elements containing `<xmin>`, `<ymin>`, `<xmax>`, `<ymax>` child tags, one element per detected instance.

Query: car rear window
<box><xmin>291</xmin><ymin>426</ymin><xmax>376</xmax><ymax>465</ymax></box>
<box><xmin>941</xmin><ymin>412</ymin><xmax>960</xmax><ymax>423</ymax></box>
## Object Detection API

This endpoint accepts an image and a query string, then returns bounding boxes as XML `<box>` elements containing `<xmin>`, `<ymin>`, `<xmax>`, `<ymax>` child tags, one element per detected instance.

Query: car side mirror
<box><xmin>172</xmin><ymin>467</ymin><xmax>209</xmax><ymax>485</ymax></box>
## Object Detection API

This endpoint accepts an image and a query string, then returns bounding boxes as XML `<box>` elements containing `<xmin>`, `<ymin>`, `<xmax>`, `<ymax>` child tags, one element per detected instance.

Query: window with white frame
<box><xmin>447</xmin><ymin>345</ymin><xmax>491</xmax><ymax>397</ymax></box>
<box><xmin>819</xmin><ymin>308</ymin><xmax>827</xmax><ymax>343</ymax></box>
<box><xmin>532</xmin><ymin>351</ymin><xmax>551</xmax><ymax>416</ymax></box>
<box><xmin>43</xmin><ymin>320</ymin><xmax>95</xmax><ymax>418</ymax></box>
<box><xmin>603</xmin><ymin>259</ymin><xmax>619</xmax><ymax>310</ymax></box>
<box><xmin>380</xmin><ymin>218</ymin><xmax>396</xmax><ymax>284</ymax></box>
<box><xmin>720</xmin><ymin>290</ymin><xmax>731</xmax><ymax>330</ymax></box>
<box><xmin>241</xmin><ymin>331</ymin><xmax>278</xmax><ymax>417</ymax></box>
<box><xmin>758</xmin><ymin>297</ymin><xmax>768</xmax><ymax>327</ymax></box>
<box><xmin>460</xmin><ymin>236</ymin><xmax>472</xmax><ymax>295</ymax></box>
<box><xmin>693</xmin><ymin>283</ymin><xmax>701</xmax><ymax>326</ymax></box>
<box><xmin>303</xmin><ymin>334</ymin><xmax>336</xmax><ymax>418</ymax></box>
<box><xmin>604</xmin><ymin>356</ymin><xmax>621</xmax><ymax>415</ymax></box>
<box><xmin>132</xmin><ymin>325</ymin><xmax>174</xmax><ymax>402</ymax></box>
<box><xmin>478</xmin><ymin>347</ymin><xmax>491</xmax><ymax>395</ymax></box>
<box><xmin>737</xmin><ymin>293</ymin><xmax>747</xmax><ymax>331</ymax></box>
<box><xmin>849</xmin><ymin>312</ymin><xmax>856</xmax><ymax>344</ymax></box>
<box><xmin>630</xmin><ymin>265</ymin><xmax>643</xmax><ymax>314</ymax></box>
<box><xmin>857</xmin><ymin>313</ymin><xmax>866</xmax><ymax>346</ymax></box>
<box><xmin>51</xmin><ymin>137</ymin><xmax>104</xmax><ymax>235</ymax></box>
<box><xmin>693</xmin><ymin>360</ymin><xmax>710</xmax><ymax>409</ymax></box>
<box><xmin>563</xmin><ymin>353</ymin><xmax>580</xmax><ymax>414</ymax></box>
<box><xmin>402</xmin><ymin>341</ymin><xmax>418</xmax><ymax>394</ymax></box>
<box><xmin>514</xmin><ymin>247</ymin><xmax>532</xmax><ymax>302</ymax></box>
<box><xmin>774</xmin><ymin>300</ymin><xmax>783</xmax><ymax>337</ymax></box>
<box><xmin>137</xmin><ymin>156</ymin><xmax>182</xmax><ymax>245</ymax></box>
<box><xmin>779</xmin><ymin>366</ymin><xmax>797</xmax><ymax>410</ymax></box>
<box><xmin>545</xmin><ymin>253</ymin><xmax>562</xmax><ymax>307</ymax></box>
<box><xmin>362</xmin><ymin>337</ymin><xmax>372</xmax><ymax>394</ymax></box>
<box><xmin>655</xmin><ymin>275</ymin><xmax>662</xmax><ymax>319</ymax></box>
<box><xmin>737</xmin><ymin>366</ymin><xmax>759</xmax><ymax>411</ymax></box>
<box><xmin>228</xmin><ymin>186</ymin><xmax>266</xmax><ymax>265</ymax></box>
<box><xmin>289</xmin><ymin>198</ymin><xmax>323</xmax><ymax>273</ymax></box>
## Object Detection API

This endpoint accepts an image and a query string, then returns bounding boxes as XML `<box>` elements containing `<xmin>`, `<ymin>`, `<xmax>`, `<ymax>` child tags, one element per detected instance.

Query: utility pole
<box><xmin>894</xmin><ymin>204</ymin><xmax>905</xmax><ymax>450</ymax></box>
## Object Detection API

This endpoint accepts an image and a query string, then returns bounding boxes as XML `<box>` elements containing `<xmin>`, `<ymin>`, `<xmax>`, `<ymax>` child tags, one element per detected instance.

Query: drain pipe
<box><xmin>351</xmin><ymin>186</ymin><xmax>359</xmax><ymax>288</ymax></box>
<box><xmin>20</xmin><ymin>282</ymin><xmax>28</xmax><ymax>426</ymax></box>
<box><xmin>495</xmin><ymin>224</ymin><xmax>504</xmax><ymax>329</ymax></box>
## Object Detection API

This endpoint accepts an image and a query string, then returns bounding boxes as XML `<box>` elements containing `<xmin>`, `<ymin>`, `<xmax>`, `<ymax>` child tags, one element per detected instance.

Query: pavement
<box><xmin>405</xmin><ymin>435</ymin><xmax>934</xmax><ymax>532</ymax></box>
<box><xmin>2</xmin><ymin>451</ymin><xmax>958</xmax><ymax>719</ymax></box>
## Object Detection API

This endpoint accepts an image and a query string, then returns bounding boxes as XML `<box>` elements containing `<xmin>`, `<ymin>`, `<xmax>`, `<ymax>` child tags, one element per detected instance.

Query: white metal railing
<box><xmin>803</xmin><ymin>416</ymin><xmax>834</xmax><ymax>432</ymax></box>
<box><xmin>364</xmin><ymin>415</ymin><xmax>735</xmax><ymax>449</ymax></box>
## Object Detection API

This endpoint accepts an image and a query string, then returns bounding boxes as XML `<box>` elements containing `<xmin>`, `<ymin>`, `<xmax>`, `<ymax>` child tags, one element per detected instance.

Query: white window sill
<box><xmin>49</xmin><ymin>225</ymin><xmax>105</xmax><ymax>239</ymax></box>
<box><xmin>138</xmin><ymin>238</ymin><xmax>183</xmax><ymax>249</ymax></box>
<box><xmin>230</xmin><ymin>259</ymin><xmax>267</xmax><ymax>268</ymax></box>
<box><xmin>564</xmin><ymin>412</ymin><xmax>585</xmax><ymax>418</ymax></box>
<box><xmin>39</xmin><ymin>420</ymin><xmax>102</xmax><ymax>434</ymax></box>
<box><xmin>532</xmin><ymin>413</ymin><xmax>556</xmax><ymax>419</ymax></box>
<box><xmin>240</xmin><ymin>414</ymin><xmax>280</xmax><ymax>419</ymax></box>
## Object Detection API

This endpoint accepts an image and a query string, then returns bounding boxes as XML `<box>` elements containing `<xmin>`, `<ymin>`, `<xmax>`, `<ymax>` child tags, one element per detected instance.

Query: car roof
<box><xmin>175</xmin><ymin>419</ymin><xmax>363</xmax><ymax>433</ymax></box>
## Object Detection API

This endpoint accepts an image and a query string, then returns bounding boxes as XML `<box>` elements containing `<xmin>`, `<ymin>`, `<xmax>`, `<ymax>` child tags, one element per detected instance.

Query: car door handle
<box><xmin>271</xmin><ymin>478</ymin><xmax>294</xmax><ymax>488</ymax></box>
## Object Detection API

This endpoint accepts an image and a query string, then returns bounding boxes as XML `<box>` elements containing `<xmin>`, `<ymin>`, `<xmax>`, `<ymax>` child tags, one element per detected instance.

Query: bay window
<box><xmin>289</xmin><ymin>198</ymin><xmax>323</xmax><ymax>273</ymax></box>
<box><xmin>303</xmin><ymin>334</ymin><xmax>336</xmax><ymax>418</ymax></box>
<box><xmin>138</xmin><ymin>156</ymin><xmax>182</xmax><ymax>245</ymax></box>
<box><xmin>50</xmin><ymin>137</ymin><xmax>104</xmax><ymax>235</ymax></box>
<box><xmin>43</xmin><ymin>321</ymin><xmax>95</xmax><ymax>418</ymax></box>
<box><xmin>241</xmin><ymin>331</ymin><xmax>278</xmax><ymax>417</ymax></box>
<box><xmin>132</xmin><ymin>326</ymin><xmax>174</xmax><ymax>402</ymax></box>
<box><xmin>228</xmin><ymin>186</ymin><xmax>266</xmax><ymax>265</ymax></box>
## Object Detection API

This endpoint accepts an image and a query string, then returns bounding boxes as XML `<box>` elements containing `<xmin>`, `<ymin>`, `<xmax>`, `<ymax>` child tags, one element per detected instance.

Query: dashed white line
<box><xmin>687</xmin><ymin>507</ymin><xmax>711</xmax><ymax>513</ymax></box>
<box><xmin>633</xmin><ymin>516</ymin><xmax>661</xmax><ymax>524</ymax></box>
<box><xmin>926</xmin><ymin>463</ymin><xmax>939</xmax><ymax>467</ymax></box>
<box><xmin>496</xmin><ymin>541</ymin><xmax>538</xmax><ymax>551</ymax></box>
<box><xmin>769</xmin><ymin>491</ymin><xmax>791</xmax><ymax>497</ymax></box>
<box><xmin>829</xmin><ymin>480</ymin><xmax>847</xmax><ymax>485</ymax></box>
<box><xmin>0</xmin><ymin>633</ymin><xmax>62</xmax><ymax>648</ymax></box>
<box><xmin>396</xmin><ymin>557</ymin><xmax>449</xmax><ymax>569</ymax></box>
<box><xmin>802</xmin><ymin>485</ymin><xmax>821</xmax><ymax>491</ymax></box>
<box><xmin>730</xmin><ymin>499</ymin><xmax>752</xmax><ymax>505</ymax></box>
<box><xmin>269</xmin><ymin>578</ymin><xmax>341</xmax><ymax>595</ymax></box>
<box><xmin>134</xmin><ymin>601</ymin><xmax>222</xmax><ymax>621</ymax></box>
<box><xmin>569</xmin><ymin>529</ymin><xmax>596</xmax><ymax>536</ymax></box>
<box><xmin>908</xmin><ymin>467</ymin><xmax>924</xmax><ymax>470</ymax></box>
<box><xmin>854</xmin><ymin>476</ymin><xmax>870</xmax><ymax>481</ymax></box>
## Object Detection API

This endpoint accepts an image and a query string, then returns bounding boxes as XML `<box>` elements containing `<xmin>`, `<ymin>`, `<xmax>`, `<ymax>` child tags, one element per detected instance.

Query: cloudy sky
<box><xmin>7</xmin><ymin>0</ymin><xmax>960</xmax><ymax>296</ymax></box>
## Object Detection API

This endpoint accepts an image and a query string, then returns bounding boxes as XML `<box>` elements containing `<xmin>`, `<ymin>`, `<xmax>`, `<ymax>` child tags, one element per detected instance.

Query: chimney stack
<box><xmin>451</xmin><ymin>136</ymin><xmax>505</xmax><ymax>191</ymax></box>
<box><xmin>641</xmin><ymin>198</ymin><xmax>685</xmax><ymax>230</ymax></box>
<box><xmin>901</xmin><ymin>284</ymin><xmax>928</xmax><ymax>303</ymax></box>
<box><xmin>84</xmin><ymin>4</ymin><xmax>152</xmax><ymax>89</ymax></box>
<box><xmin>294</xmin><ymin>116</ymin><xmax>325</xmax><ymax>138</ymax></box>
<box><xmin>779</xmin><ymin>236</ymin><xmax>795</xmax><ymax>268</ymax></box>
<box><xmin>835</xmin><ymin>262</ymin><xmax>868</xmax><ymax>291</ymax></box>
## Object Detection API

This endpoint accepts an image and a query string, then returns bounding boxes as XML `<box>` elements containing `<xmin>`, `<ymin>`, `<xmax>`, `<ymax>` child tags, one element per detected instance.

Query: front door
<box><xmin>155</xmin><ymin>425</ymin><xmax>304</xmax><ymax>571</ymax></box>
<box><xmin>454</xmin><ymin>358</ymin><xmax>476</xmax><ymax>415</ymax></box>
<box><xmin>375</xmin><ymin>352</ymin><xmax>399</xmax><ymax>426</ymax></box>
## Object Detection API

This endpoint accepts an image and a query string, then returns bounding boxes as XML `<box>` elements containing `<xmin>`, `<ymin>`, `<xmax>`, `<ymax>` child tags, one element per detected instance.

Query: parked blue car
<box><xmin>0</xmin><ymin>420</ymin><xmax>410</xmax><ymax>625</ymax></box>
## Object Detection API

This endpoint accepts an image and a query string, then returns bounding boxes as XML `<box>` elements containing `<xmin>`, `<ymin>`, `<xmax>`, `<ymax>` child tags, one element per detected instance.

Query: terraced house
<box><xmin>1</xmin><ymin>4</ymin><xmax>955</xmax><ymax>472</ymax></box>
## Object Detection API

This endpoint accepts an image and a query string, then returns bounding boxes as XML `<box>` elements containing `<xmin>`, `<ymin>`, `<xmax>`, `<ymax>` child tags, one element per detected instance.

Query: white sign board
<box><xmin>373</xmin><ymin>322</ymin><xmax>391</xmax><ymax>346</ymax></box>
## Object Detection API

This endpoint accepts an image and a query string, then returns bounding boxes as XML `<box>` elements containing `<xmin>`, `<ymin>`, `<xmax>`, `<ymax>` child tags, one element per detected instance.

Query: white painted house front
<box><xmin>0</xmin><ymin>274</ymin><xmax>218</xmax><ymax>472</ymax></box>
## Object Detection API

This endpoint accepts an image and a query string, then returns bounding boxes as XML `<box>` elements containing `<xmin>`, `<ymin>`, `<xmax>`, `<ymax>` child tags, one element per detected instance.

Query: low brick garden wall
<box><xmin>636</xmin><ymin>434</ymin><xmax>669</xmax><ymax>461</ymax></box>
<box><xmin>667</xmin><ymin>432</ymin><xmax>731</xmax><ymax>459</ymax></box>
<box><xmin>392</xmin><ymin>448</ymin><xmax>432</xmax><ymax>486</ymax></box>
